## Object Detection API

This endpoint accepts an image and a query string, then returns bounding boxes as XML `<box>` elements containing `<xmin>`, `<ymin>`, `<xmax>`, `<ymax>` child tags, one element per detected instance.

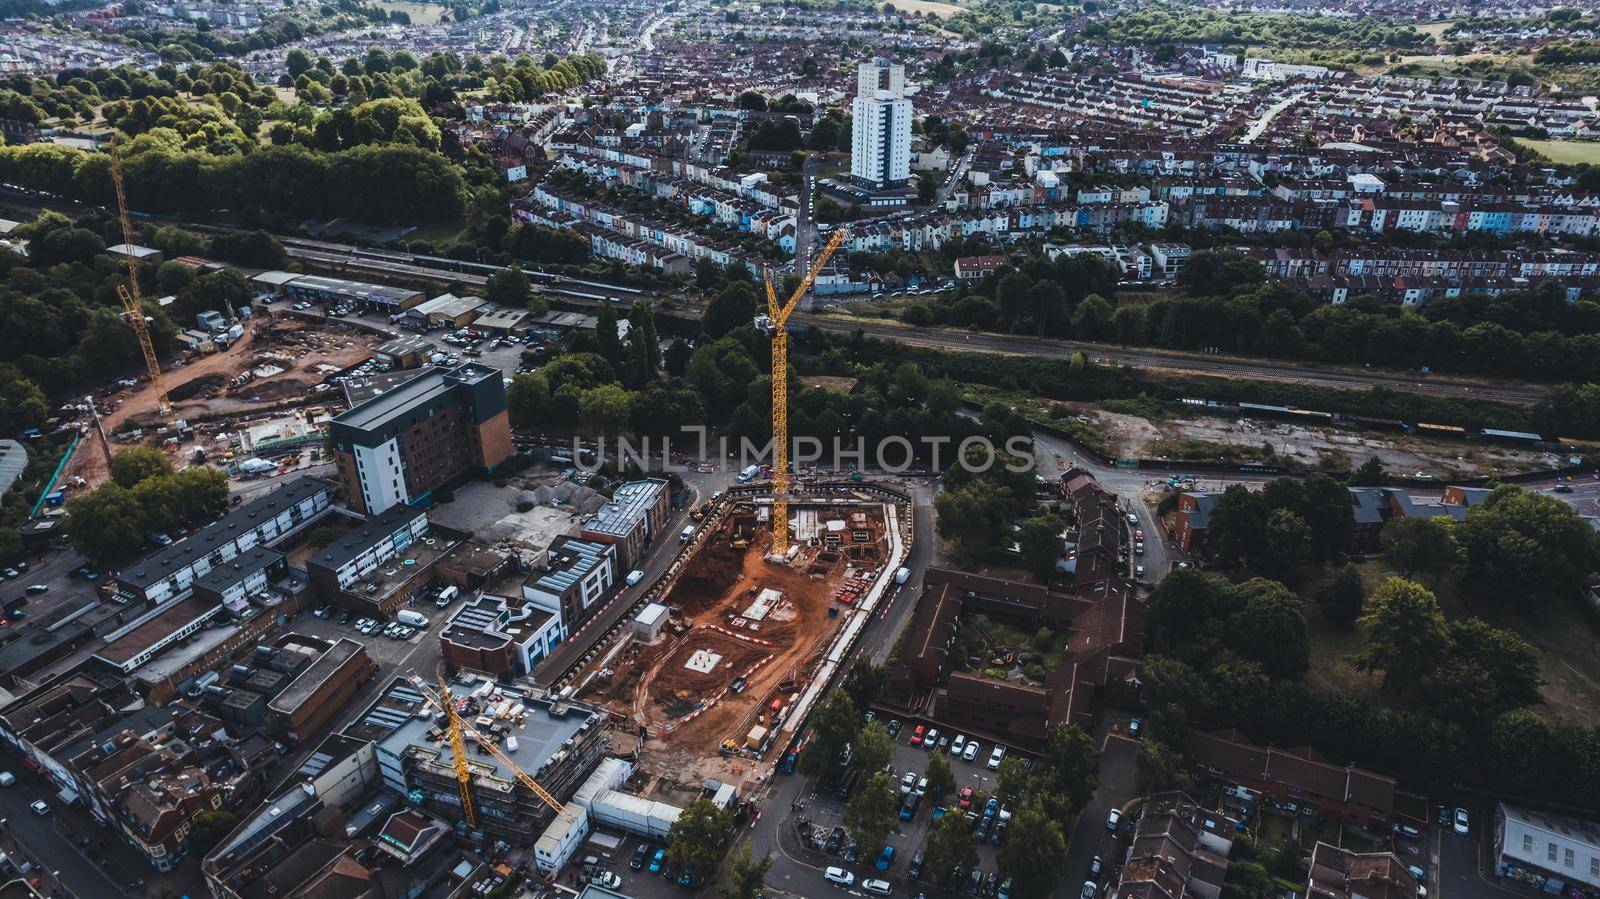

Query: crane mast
<box><xmin>763</xmin><ymin>228</ymin><xmax>846</xmax><ymax>559</ymax></box>
<box><xmin>435</xmin><ymin>678</ymin><xmax>479</xmax><ymax>829</ymax></box>
<box><xmin>415</xmin><ymin>677</ymin><xmax>576</xmax><ymax>832</ymax></box>
<box><xmin>108</xmin><ymin>139</ymin><xmax>174</xmax><ymax>428</ymax></box>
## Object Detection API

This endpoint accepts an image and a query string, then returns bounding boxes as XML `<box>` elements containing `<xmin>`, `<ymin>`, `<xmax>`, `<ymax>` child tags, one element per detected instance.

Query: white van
<box><xmin>824</xmin><ymin>867</ymin><xmax>854</xmax><ymax>887</ymax></box>
<box><xmin>396</xmin><ymin>610</ymin><xmax>429</xmax><ymax>628</ymax></box>
<box><xmin>894</xmin><ymin>567</ymin><xmax>911</xmax><ymax>585</ymax></box>
<box><xmin>626</xmin><ymin>570</ymin><xmax>644</xmax><ymax>586</ymax></box>
<box><xmin>0</xmin><ymin>771</ymin><xmax>15</xmax><ymax>787</ymax></box>
<box><xmin>435</xmin><ymin>585</ymin><xmax>459</xmax><ymax>607</ymax></box>
<box><xmin>680</xmin><ymin>524</ymin><xmax>695</xmax><ymax>542</ymax></box>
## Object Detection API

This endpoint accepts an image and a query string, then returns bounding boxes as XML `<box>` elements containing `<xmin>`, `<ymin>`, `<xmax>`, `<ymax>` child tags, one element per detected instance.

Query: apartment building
<box><xmin>109</xmin><ymin>476</ymin><xmax>333</xmax><ymax>607</ymax></box>
<box><xmin>330</xmin><ymin>363</ymin><xmax>512</xmax><ymax>515</ymax></box>
<box><xmin>578</xmin><ymin>478</ymin><xmax>671</xmax><ymax>569</ymax></box>
<box><xmin>1494</xmin><ymin>802</ymin><xmax>1600</xmax><ymax>894</ymax></box>
<box><xmin>522</xmin><ymin>536</ymin><xmax>618</xmax><ymax>637</ymax></box>
<box><xmin>851</xmin><ymin>59</ymin><xmax>912</xmax><ymax>190</ymax></box>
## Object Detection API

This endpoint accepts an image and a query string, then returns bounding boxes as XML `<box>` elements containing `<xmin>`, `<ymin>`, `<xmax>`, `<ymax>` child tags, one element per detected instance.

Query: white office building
<box><xmin>851</xmin><ymin>59</ymin><xmax>913</xmax><ymax>190</ymax></box>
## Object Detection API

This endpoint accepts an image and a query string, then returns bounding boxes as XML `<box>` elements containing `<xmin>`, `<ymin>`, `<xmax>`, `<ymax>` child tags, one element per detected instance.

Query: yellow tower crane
<box><xmin>107</xmin><ymin>138</ymin><xmax>175</xmax><ymax>428</ymax></box>
<box><xmin>433</xmin><ymin>676</ymin><xmax>478</xmax><ymax>830</ymax></box>
<box><xmin>415</xmin><ymin>677</ymin><xmax>578</xmax><ymax>832</ymax></box>
<box><xmin>760</xmin><ymin>228</ymin><xmax>847</xmax><ymax>560</ymax></box>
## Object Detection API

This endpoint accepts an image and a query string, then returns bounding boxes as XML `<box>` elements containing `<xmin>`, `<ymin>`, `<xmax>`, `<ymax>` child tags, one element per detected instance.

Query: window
<box><xmin>1565</xmin><ymin>848</ymin><xmax>1575</xmax><ymax>868</ymax></box>
<box><xmin>1549</xmin><ymin>843</ymin><xmax>1558</xmax><ymax>862</ymax></box>
<box><xmin>1524</xmin><ymin>835</ymin><xmax>1534</xmax><ymax>853</ymax></box>
<box><xmin>1590</xmin><ymin>857</ymin><xmax>1598</xmax><ymax>878</ymax></box>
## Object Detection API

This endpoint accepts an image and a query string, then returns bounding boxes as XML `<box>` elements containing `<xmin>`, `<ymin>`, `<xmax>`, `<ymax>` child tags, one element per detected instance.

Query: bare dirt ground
<box><xmin>580</xmin><ymin>502</ymin><xmax>888</xmax><ymax>792</ymax></box>
<box><xmin>1079</xmin><ymin>405</ymin><xmax>1551</xmax><ymax>478</ymax></box>
<box><xmin>64</xmin><ymin>320</ymin><xmax>382</xmax><ymax>489</ymax></box>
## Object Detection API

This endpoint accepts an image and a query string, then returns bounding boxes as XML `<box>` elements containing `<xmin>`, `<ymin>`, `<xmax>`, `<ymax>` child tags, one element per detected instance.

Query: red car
<box><xmin>910</xmin><ymin>725</ymin><xmax>926</xmax><ymax>746</ymax></box>
<box><xmin>1134</xmin><ymin>529</ymin><xmax>1144</xmax><ymax>540</ymax></box>
<box><xmin>959</xmin><ymin>787</ymin><xmax>974</xmax><ymax>809</ymax></box>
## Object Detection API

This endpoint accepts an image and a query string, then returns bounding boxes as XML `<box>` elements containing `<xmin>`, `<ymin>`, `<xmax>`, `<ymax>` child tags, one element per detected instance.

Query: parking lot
<box><xmin>791</xmin><ymin>716</ymin><xmax>1025</xmax><ymax>897</ymax></box>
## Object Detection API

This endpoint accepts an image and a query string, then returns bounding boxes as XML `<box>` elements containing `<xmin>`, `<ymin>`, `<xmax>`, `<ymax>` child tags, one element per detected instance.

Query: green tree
<box><xmin>1207</xmin><ymin>484</ymin><xmax>1264</xmax><ymax>568</ymax></box>
<box><xmin>595</xmin><ymin>300</ymin><xmax>622</xmax><ymax>366</ymax></box>
<box><xmin>1430</xmin><ymin>618</ymin><xmax>1542</xmax><ymax>724</ymax></box>
<box><xmin>997</xmin><ymin>802</ymin><xmax>1067</xmax><ymax>897</ymax></box>
<box><xmin>720</xmin><ymin>847</ymin><xmax>772</xmax><ymax>899</ymax></box>
<box><xmin>843</xmin><ymin>772</ymin><xmax>899</xmax><ymax>853</ymax></box>
<box><xmin>1231</xmin><ymin>578</ymin><xmax>1309</xmax><ymax>679</ymax></box>
<box><xmin>507</xmin><ymin>372</ymin><xmax>551</xmax><ymax>430</ymax></box>
<box><xmin>1033</xmin><ymin>724</ymin><xmax>1099</xmax><ymax>824</ymax></box>
<box><xmin>664</xmin><ymin>799</ymin><xmax>732</xmax><ymax>880</ymax></box>
<box><xmin>799</xmin><ymin>691</ymin><xmax>857</xmax><ymax>777</ymax></box>
<box><xmin>1317</xmin><ymin>562</ymin><xmax>1365</xmax><ymax>625</ymax></box>
<box><xmin>1300</xmin><ymin>473</ymin><xmax>1355</xmax><ymax>561</ymax></box>
<box><xmin>65</xmin><ymin>485</ymin><xmax>148</xmax><ymax>567</ymax></box>
<box><xmin>1135</xmin><ymin>740</ymin><xmax>1192</xmax><ymax>793</ymax></box>
<box><xmin>578</xmin><ymin>384</ymin><xmax>632</xmax><ymax>438</ymax></box>
<box><xmin>1381</xmin><ymin>517</ymin><xmax>1459</xmax><ymax>585</ymax></box>
<box><xmin>993</xmin><ymin>755</ymin><xmax>1030</xmax><ymax>805</ymax></box>
<box><xmin>1222</xmin><ymin>860</ymin><xmax>1277</xmax><ymax>899</ymax></box>
<box><xmin>854</xmin><ymin>721</ymin><xmax>895</xmax><ymax>778</ymax></box>
<box><xmin>923</xmin><ymin>809</ymin><xmax>978</xmax><ymax>883</ymax></box>
<box><xmin>703</xmin><ymin>281</ymin><xmax>759</xmax><ymax>339</ymax></box>
<box><xmin>0</xmin><ymin>366</ymin><xmax>47</xmax><ymax>434</ymax></box>
<box><xmin>1457</xmin><ymin>486</ymin><xmax>1600</xmax><ymax>609</ymax></box>
<box><xmin>1354</xmin><ymin>577</ymin><xmax>1448</xmax><ymax>691</ymax></box>
<box><xmin>188</xmin><ymin>809</ymin><xmax>240</xmax><ymax>854</ymax></box>
<box><xmin>925</xmin><ymin>752</ymin><xmax>957</xmax><ymax>802</ymax></box>
<box><xmin>1017</xmin><ymin>512</ymin><xmax>1065</xmax><ymax>581</ymax></box>
<box><xmin>110</xmin><ymin>447</ymin><xmax>173</xmax><ymax>488</ymax></box>
<box><xmin>487</xmin><ymin>264</ymin><xmax>531</xmax><ymax>307</ymax></box>
<box><xmin>842</xmin><ymin>660</ymin><xmax>890</xmax><ymax>711</ymax></box>
<box><xmin>1350</xmin><ymin>455</ymin><xmax>1389</xmax><ymax>486</ymax></box>
<box><xmin>935</xmin><ymin>479</ymin><xmax>1013</xmax><ymax>566</ymax></box>
<box><xmin>1257</xmin><ymin>508</ymin><xmax>1311</xmax><ymax>585</ymax></box>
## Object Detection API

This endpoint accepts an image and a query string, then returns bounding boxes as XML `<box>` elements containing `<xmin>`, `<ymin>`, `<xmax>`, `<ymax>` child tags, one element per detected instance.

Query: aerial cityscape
<box><xmin>0</xmin><ymin>0</ymin><xmax>1599</xmax><ymax>898</ymax></box>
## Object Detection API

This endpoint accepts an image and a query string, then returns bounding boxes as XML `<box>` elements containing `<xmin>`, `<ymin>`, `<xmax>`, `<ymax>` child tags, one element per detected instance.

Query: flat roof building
<box><xmin>371</xmin><ymin>676</ymin><xmax>609</xmax><ymax>840</ymax></box>
<box><xmin>523</xmin><ymin>536</ymin><xmax>617</xmax><ymax>637</ymax></box>
<box><xmin>273</xmin><ymin>273</ymin><xmax>424</xmax><ymax>312</ymax></box>
<box><xmin>579</xmin><ymin>478</ymin><xmax>670</xmax><ymax>568</ymax></box>
<box><xmin>330</xmin><ymin>363</ymin><xmax>512</xmax><ymax>515</ymax></box>
<box><xmin>266</xmin><ymin>638</ymin><xmax>378</xmax><ymax>742</ymax></box>
<box><xmin>110</xmin><ymin>476</ymin><xmax>333</xmax><ymax>607</ymax></box>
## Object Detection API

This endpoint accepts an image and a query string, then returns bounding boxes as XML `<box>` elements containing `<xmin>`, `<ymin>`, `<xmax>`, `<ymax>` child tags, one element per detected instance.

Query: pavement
<box><xmin>0</xmin><ymin>773</ymin><xmax>132</xmax><ymax>898</ymax></box>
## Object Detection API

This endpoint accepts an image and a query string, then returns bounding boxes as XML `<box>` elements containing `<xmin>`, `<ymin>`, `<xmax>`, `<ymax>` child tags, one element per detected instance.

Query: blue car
<box><xmin>677</xmin><ymin>866</ymin><xmax>697</xmax><ymax>886</ymax></box>
<box><xmin>876</xmin><ymin>845</ymin><xmax>895</xmax><ymax>871</ymax></box>
<box><xmin>649</xmin><ymin>848</ymin><xmax>666</xmax><ymax>873</ymax></box>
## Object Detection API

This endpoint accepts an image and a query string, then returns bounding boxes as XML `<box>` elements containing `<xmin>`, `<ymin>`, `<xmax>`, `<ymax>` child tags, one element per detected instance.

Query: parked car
<box><xmin>959</xmin><ymin>787</ymin><xmax>975</xmax><ymax>809</ymax></box>
<box><xmin>908</xmin><ymin>850</ymin><xmax>924</xmax><ymax>879</ymax></box>
<box><xmin>876</xmin><ymin>845</ymin><xmax>895</xmax><ymax>871</ymax></box>
<box><xmin>1089</xmin><ymin>856</ymin><xmax>1103</xmax><ymax>880</ymax></box>
<box><xmin>1453</xmin><ymin>808</ymin><xmax>1470</xmax><ymax>836</ymax></box>
<box><xmin>30</xmin><ymin>799</ymin><xmax>48</xmax><ymax>816</ymax></box>
<box><xmin>910</xmin><ymin>725</ymin><xmax>925</xmax><ymax>746</ymax></box>
<box><xmin>950</xmin><ymin>734</ymin><xmax>966</xmax><ymax>756</ymax></box>
<box><xmin>963</xmin><ymin>741</ymin><xmax>980</xmax><ymax>762</ymax></box>
<box><xmin>649</xmin><ymin>848</ymin><xmax>666</xmax><ymax>873</ymax></box>
<box><xmin>1106</xmin><ymin>808</ymin><xmax>1122</xmax><ymax>831</ymax></box>
<box><xmin>630</xmin><ymin>846</ymin><xmax>648</xmax><ymax>870</ymax></box>
<box><xmin>863</xmin><ymin>878</ymin><xmax>892</xmax><ymax>895</ymax></box>
<box><xmin>1127</xmin><ymin>718</ymin><xmax>1142</xmax><ymax>738</ymax></box>
<box><xmin>1081</xmin><ymin>881</ymin><xmax>1098</xmax><ymax>899</ymax></box>
<box><xmin>924</xmin><ymin>728</ymin><xmax>939</xmax><ymax>748</ymax></box>
<box><xmin>987</xmin><ymin>745</ymin><xmax>1005</xmax><ymax>769</ymax></box>
<box><xmin>1394</xmin><ymin>823</ymin><xmax>1422</xmax><ymax>840</ymax></box>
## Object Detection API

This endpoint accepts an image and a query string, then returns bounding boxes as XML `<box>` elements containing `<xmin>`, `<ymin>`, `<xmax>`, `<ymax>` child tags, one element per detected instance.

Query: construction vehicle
<box><xmin>107</xmin><ymin>138</ymin><xmax>174</xmax><ymax>428</ymax></box>
<box><xmin>758</xmin><ymin>228</ymin><xmax>847</xmax><ymax>560</ymax></box>
<box><xmin>411</xmin><ymin>677</ymin><xmax>577</xmax><ymax>833</ymax></box>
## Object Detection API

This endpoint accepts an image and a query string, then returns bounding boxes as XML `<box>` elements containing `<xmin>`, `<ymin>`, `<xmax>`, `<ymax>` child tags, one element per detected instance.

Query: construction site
<box><xmin>56</xmin><ymin>317</ymin><xmax>388</xmax><ymax>493</ymax></box>
<box><xmin>578</xmin><ymin>497</ymin><xmax>893</xmax><ymax>799</ymax></box>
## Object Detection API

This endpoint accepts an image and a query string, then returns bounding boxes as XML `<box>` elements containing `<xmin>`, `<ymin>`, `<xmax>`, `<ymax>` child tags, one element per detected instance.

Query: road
<box><xmin>1242</xmin><ymin>90</ymin><xmax>1307</xmax><ymax>144</ymax></box>
<box><xmin>0</xmin><ymin>776</ymin><xmax>125</xmax><ymax>898</ymax></box>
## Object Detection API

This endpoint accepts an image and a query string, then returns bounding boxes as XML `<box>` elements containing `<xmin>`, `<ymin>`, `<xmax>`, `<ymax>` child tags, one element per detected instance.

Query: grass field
<box><xmin>1519</xmin><ymin>138</ymin><xmax>1600</xmax><ymax>166</ymax></box>
<box><xmin>374</xmin><ymin>0</ymin><xmax>447</xmax><ymax>24</ymax></box>
<box><xmin>1301</xmin><ymin>560</ymin><xmax>1600</xmax><ymax>723</ymax></box>
<box><xmin>889</xmin><ymin>0</ymin><xmax>964</xmax><ymax>17</ymax></box>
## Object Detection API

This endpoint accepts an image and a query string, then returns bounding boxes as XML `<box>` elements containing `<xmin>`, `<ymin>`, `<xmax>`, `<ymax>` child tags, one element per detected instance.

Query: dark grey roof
<box><xmin>114</xmin><ymin>477</ymin><xmax>331</xmax><ymax>591</ymax></box>
<box><xmin>304</xmin><ymin>505</ymin><xmax>428</xmax><ymax>573</ymax></box>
